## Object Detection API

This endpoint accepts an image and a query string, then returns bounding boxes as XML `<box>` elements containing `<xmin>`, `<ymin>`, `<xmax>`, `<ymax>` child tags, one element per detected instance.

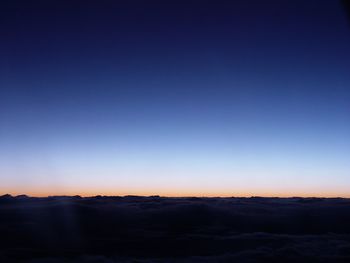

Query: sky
<box><xmin>1</xmin><ymin>0</ymin><xmax>350</xmax><ymax>197</ymax></box>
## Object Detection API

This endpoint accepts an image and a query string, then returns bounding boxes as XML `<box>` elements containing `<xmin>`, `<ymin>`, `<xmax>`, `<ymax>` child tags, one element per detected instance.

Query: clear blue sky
<box><xmin>1</xmin><ymin>0</ymin><xmax>349</xmax><ymax>196</ymax></box>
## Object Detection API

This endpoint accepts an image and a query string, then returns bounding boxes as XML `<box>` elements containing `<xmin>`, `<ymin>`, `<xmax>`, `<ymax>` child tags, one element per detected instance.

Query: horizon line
<box><xmin>2</xmin><ymin>193</ymin><xmax>350</xmax><ymax>199</ymax></box>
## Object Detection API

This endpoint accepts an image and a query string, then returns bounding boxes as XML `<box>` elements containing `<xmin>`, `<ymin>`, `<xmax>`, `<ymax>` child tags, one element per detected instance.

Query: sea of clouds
<box><xmin>1</xmin><ymin>195</ymin><xmax>350</xmax><ymax>262</ymax></box>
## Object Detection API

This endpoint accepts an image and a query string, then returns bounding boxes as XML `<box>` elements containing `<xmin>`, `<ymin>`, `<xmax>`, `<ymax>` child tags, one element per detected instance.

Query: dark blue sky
<box><xmin>1</xmin><ymin>0</ymin><xmax>350</xmax><ymax>196</ymax></box>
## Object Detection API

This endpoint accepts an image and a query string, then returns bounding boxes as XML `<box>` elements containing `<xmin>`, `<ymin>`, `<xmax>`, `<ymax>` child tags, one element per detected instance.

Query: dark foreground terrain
<box><xmin>1</xmin><ymin>195</ymin><xmax>350</xmax><ymax>262</ymax></box>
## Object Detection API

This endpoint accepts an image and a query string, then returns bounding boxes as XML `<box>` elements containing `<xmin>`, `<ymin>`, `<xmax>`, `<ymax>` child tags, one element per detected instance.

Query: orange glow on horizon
<box><xmin>2</xmin><ymin>187</ymin><xmax>350</xmax><ymax>198</ymax></box>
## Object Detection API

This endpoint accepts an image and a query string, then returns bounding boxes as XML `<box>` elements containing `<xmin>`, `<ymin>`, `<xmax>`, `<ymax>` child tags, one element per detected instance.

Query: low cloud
<box><xmin>1</xmin><ymin>195</ymin><xmax>350</xmax><ymax>262</ymax></box>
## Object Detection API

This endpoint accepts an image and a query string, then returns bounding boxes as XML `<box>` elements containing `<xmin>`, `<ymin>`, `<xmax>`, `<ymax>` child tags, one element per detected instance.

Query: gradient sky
<box><xmin>1</xmin><ymin>0</ymin><xmax>350</xmax><ymax>197</ymax></box>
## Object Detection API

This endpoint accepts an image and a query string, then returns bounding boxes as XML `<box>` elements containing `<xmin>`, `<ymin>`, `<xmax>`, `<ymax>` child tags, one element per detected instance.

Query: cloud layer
<box><xmin>1</xmin><ymin>195</ymin><xmax>350</xmax><ymax>262</ymax></box>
